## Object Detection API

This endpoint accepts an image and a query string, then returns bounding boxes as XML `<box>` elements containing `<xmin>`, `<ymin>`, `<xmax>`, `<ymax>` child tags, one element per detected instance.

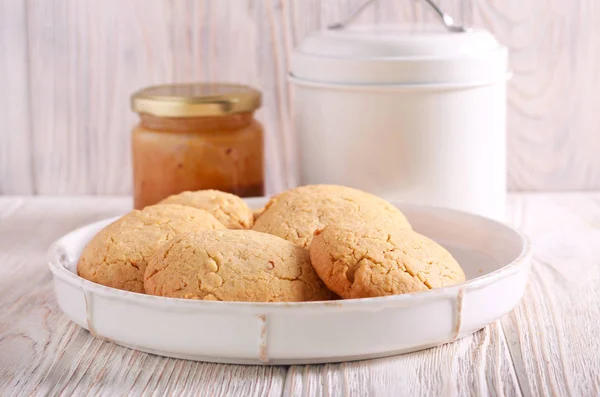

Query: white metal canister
<box><xmin>289</xmin><ymin>23</ymin><xmax>509</xmax><ymax>221</ymax></box>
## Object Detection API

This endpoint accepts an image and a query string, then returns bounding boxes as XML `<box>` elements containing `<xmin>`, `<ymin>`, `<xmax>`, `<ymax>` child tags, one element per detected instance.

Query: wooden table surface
<box><xmin>0</xmin><ymin>193</ymin><xmax>599</xmax><ymax>397</ymax></box>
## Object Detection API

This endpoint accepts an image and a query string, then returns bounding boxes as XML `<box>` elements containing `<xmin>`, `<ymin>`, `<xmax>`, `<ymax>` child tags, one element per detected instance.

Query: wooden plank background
<box><xmin>1</xmin><ymin>0</ymin><xmax>599</xmax><ymax>195</ymax></box>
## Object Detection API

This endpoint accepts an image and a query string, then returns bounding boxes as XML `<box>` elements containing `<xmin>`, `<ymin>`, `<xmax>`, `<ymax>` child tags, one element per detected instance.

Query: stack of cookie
<box><xmin>78</xmin><ymin>185</ymin><xmax>466</xmax><ymax>302</ymax></box>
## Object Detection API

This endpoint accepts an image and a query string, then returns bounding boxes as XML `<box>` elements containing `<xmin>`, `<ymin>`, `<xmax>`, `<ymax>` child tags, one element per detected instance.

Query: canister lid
<box><xmin>290</xmin><ymin>25</ymin><xmax>508</xmax><ymax>86</ymax></box>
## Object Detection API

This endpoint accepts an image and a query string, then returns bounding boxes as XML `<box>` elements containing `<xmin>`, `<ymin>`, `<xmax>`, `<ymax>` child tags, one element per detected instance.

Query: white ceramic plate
<box><xmin>47</xmin><ymin>198</ymin><xmax>531</xmax><ymax>365</ymax></box>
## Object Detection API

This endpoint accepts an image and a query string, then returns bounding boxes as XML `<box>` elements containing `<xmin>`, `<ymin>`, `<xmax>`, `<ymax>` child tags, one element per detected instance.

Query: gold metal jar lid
<box><xmin>131</xmin><ymin>83</ymin><xmax>262</xmax><ymax>117</ymax></box>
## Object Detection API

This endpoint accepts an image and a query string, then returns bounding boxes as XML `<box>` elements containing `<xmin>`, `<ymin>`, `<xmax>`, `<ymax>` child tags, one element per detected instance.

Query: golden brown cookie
<box><xmin>144</xmin><ymin>230</ymin><xmax>334</xmax><ymax>302</ymax></box>
<box><xmin>309</xmin><ymin>223</ymin><xmax>466</xmax><ymax>299</ymax></box>
<box><xmin>77</xmin><ymin>204</ymin><xmax>226</xmax><ymax>293</ymax></box>
<box><xmin>252</xmin><ymin>206</ymin><xmax>266</xmax><ymax>223</ymax></box>
<box><xmin>159</xmin><ymin>190</ymin><xmax>254</xmax><ymax>229</ymax></box>
<box><xmin>252</xmin><ymin>185</ymin><xmax>411</xmax><ymax>248</ymax></box>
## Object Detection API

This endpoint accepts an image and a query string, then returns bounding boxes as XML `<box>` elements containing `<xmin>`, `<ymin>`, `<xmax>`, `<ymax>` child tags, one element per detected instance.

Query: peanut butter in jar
<box><xmin>131</xmin><ymin>83</ymin><xmax>264</xmax><ymax>209</ymax></box>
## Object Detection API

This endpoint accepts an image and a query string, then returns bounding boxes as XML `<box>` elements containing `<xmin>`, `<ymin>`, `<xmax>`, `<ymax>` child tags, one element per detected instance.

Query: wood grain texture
<box><xmin>468</xmin><ymin>1</ymin><xmax>600</xmax><ymax>190</ymax></box>
<box><xmin>283</xmin><ymin>323</ymin><xmax>522</xmax><ymax>397</ymax></box>
<box><xmin>503</xmin><ymin>193</ymin><xmax>600</xmax><ymax>397</ymax></box>
<box><xmin>0</xmin><ymin>0</ymin><xmax>33</xmax><ymax>194</ymax></box>
<box><xmin>1</xmin><ymin>0</ymin><xmax>599</xmax><ymax>195</ymax></box>
<box><xmin>1</xmin><ymin>193</ymin><xmax>599</xmax><ymax>396</ymax></box>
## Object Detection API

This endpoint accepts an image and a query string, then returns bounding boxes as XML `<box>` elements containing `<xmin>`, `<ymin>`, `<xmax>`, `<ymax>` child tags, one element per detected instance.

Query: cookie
<box><xmin>309</xmin><ymin>223</ymin><xmax>466</xmax><ymax>299</ymax></box>
<box><xmin>77</xmin><ymin>204</ymin><xmax>226</xmax><ymax>293</ymax></box>
<box><xmin>144</xmin><ymin>230</ymin><xmax>334</xmax><ymax>302</ymax></box>
<box><xmin>159</xmin><ymin>190</ymin><xmax>254</xmax><ymax>229</ymax></box>
<box><xmin>252</xmin><ymin>185</ymin><xmax>411</xmax><ymax>248</ymax></box>
<box><xmin>252</xmin><ymin>206</ymin><xmax>266</xmax><ymax>222</ymax></box>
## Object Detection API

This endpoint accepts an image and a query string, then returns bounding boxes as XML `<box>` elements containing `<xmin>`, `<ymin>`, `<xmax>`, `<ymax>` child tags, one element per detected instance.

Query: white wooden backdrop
<box><xmin>1</xmin><ymin>0</ymin><xmax>599</xmax><ymax>195</ymax></box>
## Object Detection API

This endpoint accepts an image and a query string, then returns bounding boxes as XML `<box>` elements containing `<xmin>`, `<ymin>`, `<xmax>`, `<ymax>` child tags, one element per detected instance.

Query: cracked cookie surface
<box><xmin>77</xmin><ymin>204</ymin><xmax>226</xmax><ymax>293</ymax></box>
<box><xmin>159</xmin><ymin>190</ymin><xmax>254</xmax><ymax>229</ymax></box>
<box><xmin>144</xmin><ymin>230</ymin><xmax>334</xmax><ymax>302</ymax></box>
<box><xmin>252</xmin><ymin>185</ymin><xmax>411</xmax><ymax>248</ymax></box>
<box><xmin>309</xmin><ymin>223</ymin><xmax>466</xmax><ymax>299</ymax></box>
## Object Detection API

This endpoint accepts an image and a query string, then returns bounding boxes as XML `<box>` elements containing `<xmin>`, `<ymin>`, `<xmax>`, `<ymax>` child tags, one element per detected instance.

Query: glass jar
<box><xmin>131</xmin><ymin>83</ymin><xmax>264</xmax><ymax>209</ymax></box>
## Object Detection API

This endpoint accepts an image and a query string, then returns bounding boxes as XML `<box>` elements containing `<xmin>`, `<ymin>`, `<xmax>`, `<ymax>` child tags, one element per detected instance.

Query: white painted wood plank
<box><xmin>0</xmin><ymin>197</ymin><xmax>286</xmax><ymax>397</ymax></box>
<box><xmin>0</xmin><ymin>0</ymin><xmax>34</xmax><ymax>194</ymax></box>
<box><xmin>470</xmin><ymin>0</ymin><xmax>600</xmax><ymax>190</ymax></box>
<box><xmin>167</xmin><ymin>0</ymin><xmax>292</xmax><ymax>194</ymax></box>
<box><xmin>25</xmin><ymin>0</ymin><xmax>174</xmax><ymax>195</ymax></box>
<box><xmin>503</xmin><ymin>193</ymin><xmax>600</xmax><ymax>397</ymax></box>
<box><xmin>283</xmin><ymin>322</ymin><xmax>522</xmax><ymax>397</ymax></box>
<box><xmin>247</xmin><ymin>0</ymin><xmax>292</xmax><ymax>193</ymax></box>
